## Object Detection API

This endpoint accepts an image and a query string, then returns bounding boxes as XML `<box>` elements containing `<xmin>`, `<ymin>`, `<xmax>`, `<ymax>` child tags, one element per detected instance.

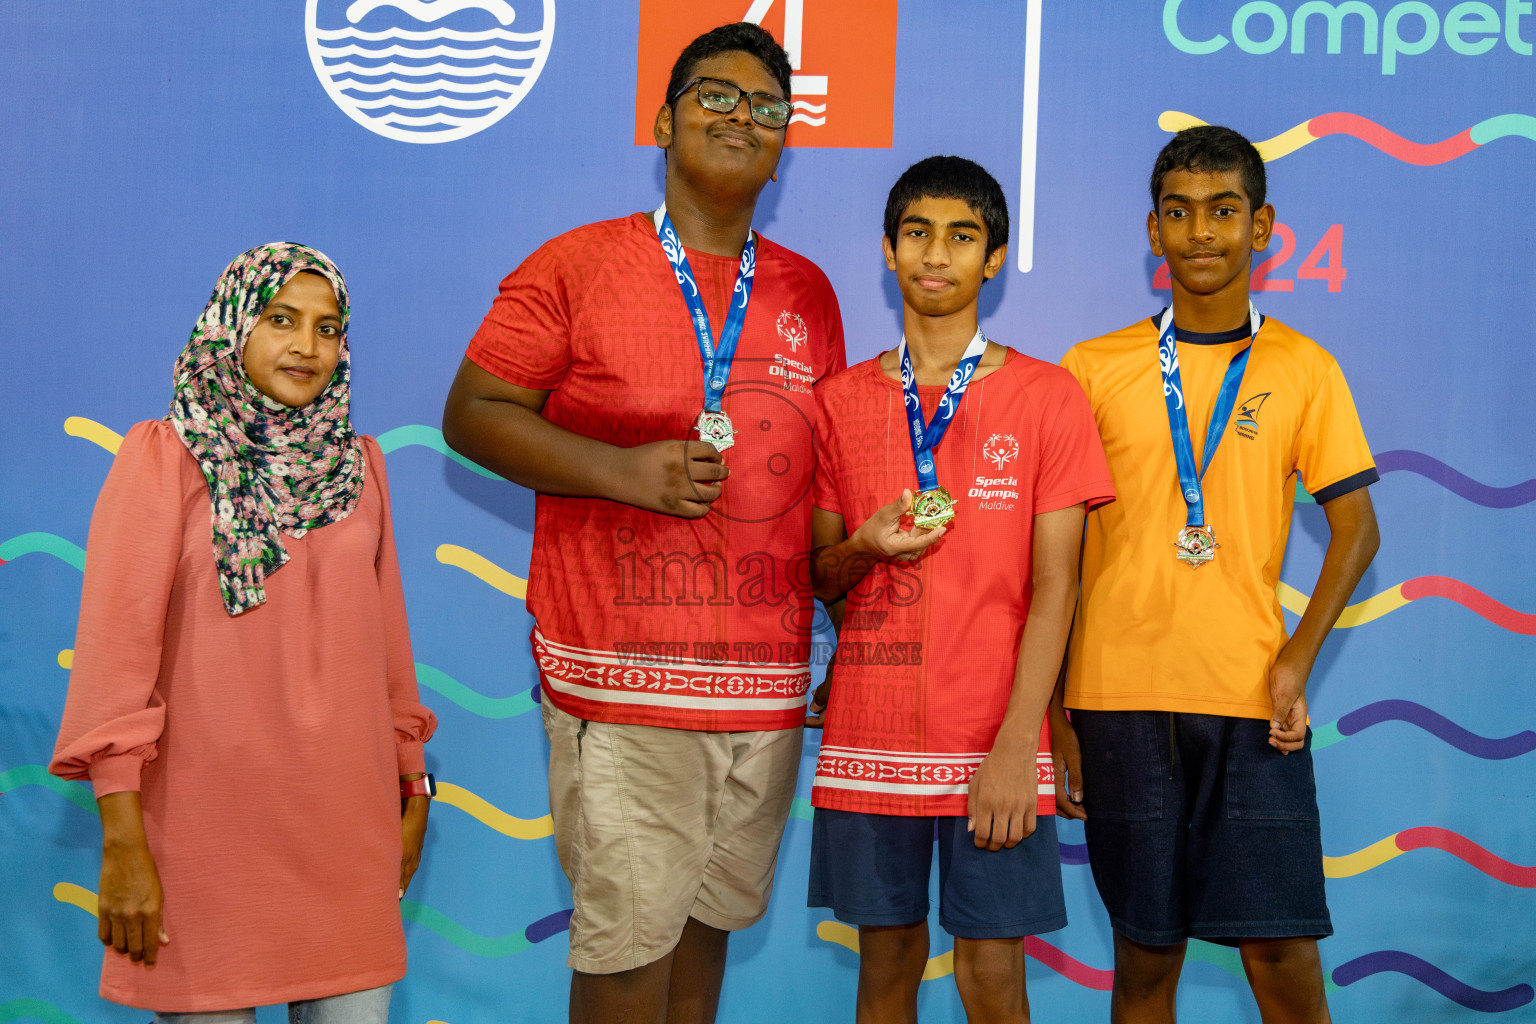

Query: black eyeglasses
<box><xmin>671</xmin><ymin>77</ymin><xmax>792</xmax><ymax>130</ymax></box>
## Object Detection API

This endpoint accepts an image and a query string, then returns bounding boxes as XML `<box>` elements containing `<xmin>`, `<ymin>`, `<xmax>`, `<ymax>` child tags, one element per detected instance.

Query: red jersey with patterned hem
<box><xmin>810</xmin><ymin>350</ymin><xmax>1114</xmax><ymax>816</ymax></box>
<box><xmin>467</xmin><ymin>213</ymin><xmax>846</xmax><ymax>731</ymax></box>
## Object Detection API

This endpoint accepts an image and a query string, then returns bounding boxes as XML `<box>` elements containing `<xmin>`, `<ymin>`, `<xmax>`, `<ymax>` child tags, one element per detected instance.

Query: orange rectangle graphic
<box><xmin>635</xmin><ymin>0</ymin><xmax>897</xmax><ymax>149</ymax></box>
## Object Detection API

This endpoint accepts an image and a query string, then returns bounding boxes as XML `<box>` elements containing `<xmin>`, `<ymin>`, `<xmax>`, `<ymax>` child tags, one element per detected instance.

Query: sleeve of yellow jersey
<box><xmin>1294</xmin><ymin>356</ymin><xmax>1378</xmax><ymax>504</ymax></box>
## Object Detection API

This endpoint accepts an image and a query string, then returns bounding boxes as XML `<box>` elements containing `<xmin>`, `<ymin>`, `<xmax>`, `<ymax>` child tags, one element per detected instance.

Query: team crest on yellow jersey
<box><xmin>1236</xmin><ymin>392</ymin><xmax>1271</xmax><ymax>440</ymax></box>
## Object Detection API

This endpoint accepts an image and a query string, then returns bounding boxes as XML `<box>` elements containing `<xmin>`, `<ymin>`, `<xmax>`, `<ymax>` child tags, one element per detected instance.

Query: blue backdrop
<box><xmin>3</xmin><ymin>2</ymin><xmax>1533</xmax><ymax>1021</ymax></box>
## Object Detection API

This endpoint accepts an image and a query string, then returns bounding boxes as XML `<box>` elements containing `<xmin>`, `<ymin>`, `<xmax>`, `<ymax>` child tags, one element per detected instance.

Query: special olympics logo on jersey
<box><xmin>776</xmin><ymin>311</ymin><xmax>808</xmax><ymax>352</ymax></box>
<box><xmin>305</xmin><ymin>0</ymin><xmax>555</xmax><ymax>144</ymax></box>
<box><xmin>982</xmin><ymin>433</ymin><xmax>1019</xmax><ymax>470</ymax></box>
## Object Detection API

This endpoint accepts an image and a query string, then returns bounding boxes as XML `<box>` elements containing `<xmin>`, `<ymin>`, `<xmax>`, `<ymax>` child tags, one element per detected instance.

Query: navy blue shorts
<box><xmin>1073</xmin><ymin>709</ymin><xmax>1333</xmax><ymax>946</ymax></box>
<box><xmin>808</xmin><ymin>808</ymin><xmax>1067</xmax><ymax>939</ymax></box>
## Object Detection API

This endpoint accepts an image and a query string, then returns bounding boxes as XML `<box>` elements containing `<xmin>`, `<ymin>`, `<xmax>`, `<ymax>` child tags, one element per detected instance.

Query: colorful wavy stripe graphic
<box><xmin>435</xmin><ymin>781</ymin><xmax>552</xmax><ymax>840</ymax></box>
<box><xmin>51</xmin><ymin>882</ymin><xmax>98</xmax><ymax>916</ymax></box>
<box><xmin>1277</xmin><ymin>578</ymin><xmax>1536</xmax><ymax>634</ymax></box>
<box><xmin>63</xmin><ymin>417</ymin><xmax>500</xmax><ymax>481</ymax></box>
<box><xmin>376</xmin><ymin>425</ymin><xmax>498</xmax><ymax>479</ymax></box>
<box><xmin>63</xmin><ymin>415</ymin><xmax>122</xmax><ymax>454</ymax></box>
<box><xmin>0</xmin><ymin>766</ymin><xmax>97</xmax><ymax>815</ymax></box>
<box><xmin>403</xmin><ymin>901</ymin><xmax>571</xmax><ymax>958</ymax></box>
<box><xmin>0</xmin><ymin>528</ymin><xmax>1434</xmax><ymax>635</ymax></box>
<box><xmin>416</xmin><ymin>662</ymin><xmax>537</xmax><ymax>719</ymax></box>
<box><xmin>1181</xmin><ymin>941</ymin><xmax>1531</xmax><ymax>1010</ymax></box>
<box><xmin>1333</xmin><ymin>951</ymin><xmax>1534</xmax><ymax>1013</ymax></box>
<box><xmin>1376</xmin><ymin>450</ymin><xmax>1536</xmax><ymax>509</ymax></box>
<box><xmin>55</xmin><ymin>887</ymin><xmax>1533</xmax><ymax>1014</ymax></box>
<box><xmin>9</xmin><ymin>764</ymin><xmax>551</xmax><ymax>840</ymax></box>
<box><xmin>50</xmin><ymin>881</ymin><xmax>572</xmax><ymax>962</ymax></box>
<box><xmin>816</xmin><ymin>925</ymin><xmax>1530</xmax><ymax>1009</ymax></box>
<box><xmin>0</xmin><ymin>999</ymin><xmax>87</xmax><ymax>1024</ymax></box>
<box><xmin>67</xmin><ymin>414</ymin><xmax>1536</xmax><ymax>513</ymax></box>
<box><xmin>68</xmin><ymin>415</ymin><xmax>1536</xmax><ymax>511</ymax></box>
<box><xmin>816</xmin><ymin>921</ymin><xmax>1114</xmax><ymax>990</ymax></box>
<box><xmin>1310</xmin><ymin>700</ymin><xmax>1536</xmax><ymax>759</ymax></box>
<box><xmin>436</xmin><ymin>544</ymin><xmax>527</xmax><ymax>599</ymax></box>
<box><xmin>1059</xmin><ymin>841</ymin><xmax>1090</xmax><ymax>866</ymax></box>
<box><xmin>0</xmin><ymin>533</ymin><xmax>85</xmax><ymax>571</ymax></box>
<box><xmin>1160</xmin><ymin>111</ymin><xmax>1536</xmax><ymax>164</ymax></box>
<box><xmin>1326</xmin><ymin>827</ymin><xmax>1535</xmax><ymax>886</ymax></box>
<box><xmin>1292</xmin><ymin>451</ymin><xmax>1536</xmax><ymax>507</ymax></box>
<box><xmin>1182</xmin><ymin>939</ymin><xmax>1252</xmax><ymax>985</ymax></box>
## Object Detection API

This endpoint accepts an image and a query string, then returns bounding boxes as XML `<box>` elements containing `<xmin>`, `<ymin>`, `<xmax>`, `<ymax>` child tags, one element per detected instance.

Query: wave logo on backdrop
<box><xmin>305</xmin><ymin>0</ymin><xmax>555</xmax><ymax>143</ymax></box>
<box><xmin>633</xmin><ymin>0</ymin><xmax>897</xmax><ymax>149</ymax></box>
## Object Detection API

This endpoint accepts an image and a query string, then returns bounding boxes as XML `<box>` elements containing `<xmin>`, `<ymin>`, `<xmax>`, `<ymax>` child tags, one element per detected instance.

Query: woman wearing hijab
<box><xmin>51</xmin><ymin>243</ymin><xmax>437</xmax><ymax>1023</ymax></box>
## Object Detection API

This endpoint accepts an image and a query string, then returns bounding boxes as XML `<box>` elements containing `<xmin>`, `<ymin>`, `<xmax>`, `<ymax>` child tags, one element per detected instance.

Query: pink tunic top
<box><xmin>51</xmin><ymin>420</ymin><xmax>437</xmax><ymax>1012</ymax></box>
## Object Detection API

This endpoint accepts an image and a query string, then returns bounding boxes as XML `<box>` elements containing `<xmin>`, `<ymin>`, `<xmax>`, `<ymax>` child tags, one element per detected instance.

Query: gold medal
<box><xmin>1174</xmin><ymin>524</ymin><xmax>1219</xmax><ymax>567</ymax></box>
<box><xmin>912</xmin><ymin>487</ymin><xmax>956</xmax><ymax>529</ymax></box>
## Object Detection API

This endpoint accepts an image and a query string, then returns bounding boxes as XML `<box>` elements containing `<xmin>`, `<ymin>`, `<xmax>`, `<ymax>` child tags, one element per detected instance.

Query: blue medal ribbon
<box><xmin>899</xmin><ymin>330</ymin><xmax>988</xmax><ymax>491</ymax></box>
<box><xmin>1157</xmin><ymin>302</ymin><xmax>1262</xmax><ymax>527</ymax></box>
<box><xmin>654</xmin><ymin>205</ymin><xmax>756</xmax><ymax>414</ymax></box>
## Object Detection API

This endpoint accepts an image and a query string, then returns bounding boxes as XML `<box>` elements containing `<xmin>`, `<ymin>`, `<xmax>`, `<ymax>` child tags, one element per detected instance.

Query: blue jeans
<box><xmin>154</xmin><ymin>984</ymin><xmax>392</xmax><ymax>1024</ymax></box>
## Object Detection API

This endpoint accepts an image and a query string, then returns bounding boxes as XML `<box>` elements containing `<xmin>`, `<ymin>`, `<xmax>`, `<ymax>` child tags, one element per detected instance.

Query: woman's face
<box><xmin>241</xmin><ymin>271</ymin><xmax>342</xmax><ymax>407</ymax></box>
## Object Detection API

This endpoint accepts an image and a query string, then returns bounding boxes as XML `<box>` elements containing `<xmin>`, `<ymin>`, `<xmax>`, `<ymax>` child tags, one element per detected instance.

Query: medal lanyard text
<box><xmin>900</xmin><ymin>330</ymin><xmax>988</xmax><ymax>492</ymax></box>
<box><xmin>655</xmin><ymin>205</ymin><xmax>756</xmax><ymax>414</ymax></box>
<box><xmin>1157</xmin><ymin>303</ymin><xmax>1261</xmax><ymax>527</ymax></box>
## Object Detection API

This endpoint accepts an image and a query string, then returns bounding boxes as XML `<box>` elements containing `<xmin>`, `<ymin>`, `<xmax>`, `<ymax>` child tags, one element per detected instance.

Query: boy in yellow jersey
<box><xmin>1057</xmin><ymin>126</ymin><xmax>1380</xmax><ymax>1024</ymax></box>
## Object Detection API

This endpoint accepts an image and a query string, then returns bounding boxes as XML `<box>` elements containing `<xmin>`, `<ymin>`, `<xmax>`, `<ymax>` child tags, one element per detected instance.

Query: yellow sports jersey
<box><xmin>1061</xmin><ymin>313</ymin><xmax>1377</xmax><ymax>719</ymax></box>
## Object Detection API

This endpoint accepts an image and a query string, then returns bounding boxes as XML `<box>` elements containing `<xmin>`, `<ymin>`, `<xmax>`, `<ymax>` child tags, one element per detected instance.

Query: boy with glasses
<box><xmin>442</xmin><ymin>22</ymin><xmax>845</xmax><ymax>1024</ymax></box>
<box><xmin>808</xmin><ymin>156</ymin><xmax>1114</xmax><ymax>1023</ymax></box>
<box><xmin>1058</xmin><ymin>126</ymin><xmax>1379</xmax><ymax>1024</ymax></box>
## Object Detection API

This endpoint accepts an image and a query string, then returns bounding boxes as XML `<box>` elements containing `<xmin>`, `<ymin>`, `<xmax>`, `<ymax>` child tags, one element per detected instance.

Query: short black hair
<box><xmin>1149</xmin><ymin>125</ymin><xmax>1267</xmax><ymax>211</ymax></box>
<box><xmin>665</xmin><ymin>23</ymin><xmax>792</xmax><ymax>105</ymax></box>
<box><xmin>883</xmin><ymin>156</ymin><xmax>1010</xmax><ymax>259</ymax></box>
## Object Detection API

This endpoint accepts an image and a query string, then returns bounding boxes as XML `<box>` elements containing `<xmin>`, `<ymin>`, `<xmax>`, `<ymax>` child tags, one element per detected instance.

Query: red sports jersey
<box><xmin>811</xmin><ymin>350</ymin><xmax>1114</xmax><ymax>816</ymax></box>
<box><xmin>467</xmin><ymin>213</ymin><xmax>846</xmax><ymax>731</ymax></box>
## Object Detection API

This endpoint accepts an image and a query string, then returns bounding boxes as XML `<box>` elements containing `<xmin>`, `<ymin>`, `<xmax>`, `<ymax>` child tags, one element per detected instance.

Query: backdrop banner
<box><xmin>2</xmin><ymin>2</ymin><xmax>1532</xmax><ymax>1022</ymax></box>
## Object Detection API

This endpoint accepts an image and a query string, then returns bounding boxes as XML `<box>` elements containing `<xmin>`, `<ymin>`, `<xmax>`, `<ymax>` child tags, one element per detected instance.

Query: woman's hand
<box><xmin>400</xmin><ymin>785</ymin><xmax>430</xmax><ymax>898</ymax></box>
<box><xmin>96</xmin><ymin>791</ymin><xmax>169</xmax><ymax>965</ymax></box>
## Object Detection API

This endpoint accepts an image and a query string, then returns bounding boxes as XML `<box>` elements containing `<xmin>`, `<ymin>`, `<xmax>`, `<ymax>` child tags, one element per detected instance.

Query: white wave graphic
<box><xmin>333</xmin><ymin>77</ymin><xmax>516</xmax><ymax>94</ymax></box>
<box><xmin>307</xmin><ymin>0</ymin><xmax>554</xmax><ymax>143</ymax></box>
<box><xmin>790</xmin><ymin>100</ymin><xmax>826</xmax><ymax>113</ymax></box>
<box><xmin>316</xmin><ymin>43</ymin><xmax>541</xmax><ymax>59</ymax></box>
<box><xmin>789</xmin><ymin>112</ymin><xmax>826</xmax><ymax>126</ymax></box>
<box><xmin>315</xmin><ymin>26</ymin><xmax>539</xmax><ymax>41</ymax></box>
<box><xmin>346</xmin><ymin>95</ymin><xmax>506</xmax><ymax>110</ymax></box>
<box><xmin>378</xmin><ymin>111</ymin><xmax>494</xmax><ymax>127</ymax></box>
<box><xmin>346</xmin><ymin>0</ymin><xmax>515</xmax><ymax>25</ymax></box>
<box><xmin>320</xmin><ymin>60</ymin><xmax>529</xmax><ymax>77</ymax></box>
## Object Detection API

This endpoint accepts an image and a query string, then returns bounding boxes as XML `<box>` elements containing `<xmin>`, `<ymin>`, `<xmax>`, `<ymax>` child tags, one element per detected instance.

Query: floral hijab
<box><xmin>168</xmin><ymin>243</ymin><xmax>365</xmax><ymax>616</ymax></box>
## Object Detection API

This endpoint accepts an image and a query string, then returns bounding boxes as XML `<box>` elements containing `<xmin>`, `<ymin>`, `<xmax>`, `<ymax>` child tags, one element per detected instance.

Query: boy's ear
<box><xmin>653</xmin><ymin>103</ymin><xmax>674</xmax><ymax>150</ymax></box>
<box><xmin>882</xmin><ymin>233</ymin><xmax>897</xmax><ymax>271</ymax></box>
<box><xmin>983</xmin><ymin>243</ymin><xmax>1008</xmax><ymax>279</ymax></box>
<box><xmin>1146</xmin><ymin>210</ymin><xmax>1164</xmax><ymax>258</ymax></box>
<box><xmin>1251</xmin><ymin>203</ymin><xmax>1276</xmax><ymax>253</ymax></box>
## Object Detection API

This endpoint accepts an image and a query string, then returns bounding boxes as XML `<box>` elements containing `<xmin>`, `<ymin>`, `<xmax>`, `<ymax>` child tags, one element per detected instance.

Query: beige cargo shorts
<box><xmin>542</xmin><ymin>699</ymin><xmax>803</xmax><ymax>974</ymax></box>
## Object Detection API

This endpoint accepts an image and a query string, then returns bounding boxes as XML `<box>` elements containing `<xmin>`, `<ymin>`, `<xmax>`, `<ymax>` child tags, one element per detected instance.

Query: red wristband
<box><xmin>400</xmin><ymin>773</ymin><xmax>436</xmax><ymax>799</ymax></box>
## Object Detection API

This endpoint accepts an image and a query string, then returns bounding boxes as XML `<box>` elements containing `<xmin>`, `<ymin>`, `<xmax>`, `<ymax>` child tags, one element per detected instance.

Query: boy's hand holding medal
<box><xmin>850</xmin><ymin>488</ymin><xmax>948</xmax><ymax>563</ymax></box>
